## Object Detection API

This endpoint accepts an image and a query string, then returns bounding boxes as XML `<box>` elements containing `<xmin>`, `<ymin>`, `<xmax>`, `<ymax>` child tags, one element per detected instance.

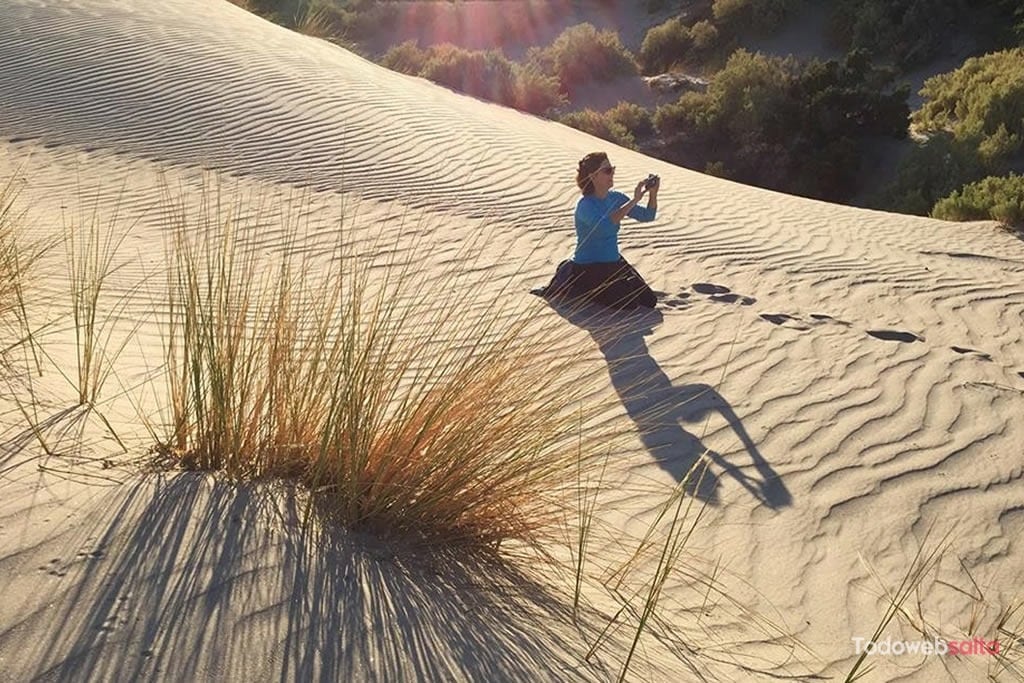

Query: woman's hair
<box><xmin>576</xmin><ymin>152</ymin><xmax>608</xmax><ymax>195</ymax></box>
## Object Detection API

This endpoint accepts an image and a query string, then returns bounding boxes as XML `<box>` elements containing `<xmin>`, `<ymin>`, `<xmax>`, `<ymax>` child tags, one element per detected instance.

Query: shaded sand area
<box><xmin>2</xmin><ymin>0</ymin><xmax>1024</xmax><ymax>680</ymax></box>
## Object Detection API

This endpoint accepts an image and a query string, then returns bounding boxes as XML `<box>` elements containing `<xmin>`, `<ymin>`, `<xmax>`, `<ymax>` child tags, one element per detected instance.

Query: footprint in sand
<box><xmin>951</xmin><ymin>346</ymin><xmax>993</xmax><ymax>361</ymax></box>
<box><xmin>759</xmin><ymin>313</ymin><xmax>813</xmax><ymax>331</ymax></box>
<box><xmin>809</xmin><ymin>313</ymin><xmax>853</xmax><ymax>327</ymax></box>
<box><xmin>38</xmin><ymin>558</ymin><xmax>67</xmax><ymax>577</ymax></box>
<box><xmin>866</xmin><ymin>329</ymin><xmax>924</xmax><ymax>343</ymax></box>
<box><xmin>691</xmin><ymin>282</ymin><xmax>757</xmax><ymax>305</ymax></box>
<box><xmin>759</xmin><ymin>312</ymin><xmax>854</xmax><ymax>332</ymax></box>
<box><xmin>658</xmin><ymin>290</ymin><xmax>692</xmax><ymax>309</ymax></box>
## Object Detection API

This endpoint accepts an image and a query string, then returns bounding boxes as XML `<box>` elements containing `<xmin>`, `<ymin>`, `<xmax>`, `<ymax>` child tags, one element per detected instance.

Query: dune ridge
<box><xmin>2</xmin><ymin>0</ymin><xmax>1024</xmax><ymax>680</ymax></box>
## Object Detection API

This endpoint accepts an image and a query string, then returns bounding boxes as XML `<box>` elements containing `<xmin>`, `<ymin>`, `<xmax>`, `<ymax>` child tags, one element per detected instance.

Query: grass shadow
<box><xmin>15</xmin><ymin>472</ymin><xmax>619</xmax><ymax>682</ymax></box>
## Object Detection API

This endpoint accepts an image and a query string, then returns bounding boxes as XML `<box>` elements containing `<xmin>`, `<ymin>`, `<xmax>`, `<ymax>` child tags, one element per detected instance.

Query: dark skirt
<box><xmin>538</xmin><ymin>258</ymin><xmax>656</xmax><ymax>309</ymax></box>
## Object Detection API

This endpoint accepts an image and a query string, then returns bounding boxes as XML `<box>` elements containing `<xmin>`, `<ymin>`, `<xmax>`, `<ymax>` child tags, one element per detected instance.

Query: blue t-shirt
<box><xmin>574</xmin><ymin>191</ymin><xmax>657</xmax><ymax>264</ymax></box>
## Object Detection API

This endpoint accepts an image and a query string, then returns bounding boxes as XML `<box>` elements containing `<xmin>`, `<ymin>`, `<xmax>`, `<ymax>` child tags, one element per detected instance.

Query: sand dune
<box><xmin>2</xmin><ymin>0</ymin><xmax>1024</xmax><ymax>680</ymax></box>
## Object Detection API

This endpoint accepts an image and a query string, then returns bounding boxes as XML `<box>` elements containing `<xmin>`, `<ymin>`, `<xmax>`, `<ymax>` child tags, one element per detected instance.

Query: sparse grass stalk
<box><xmin>9</xmin><ymin>382</ymin><xmax>55</xmax><ymax>457</ymax></box>
<box><xmin>1</xmin><ymin>174</ymin><xmax>53</xmax><ymax>370</ymax></box>
<box><xmin>573</xmin><ymin>414</ymin><xmax>610</xmax><ymax>619</ymax></box>
<box><xmin>992</xmin><ymin>598</ymin><xmax>1024</xmax><ymax>678</ymax></box>
<box><xmin>582</xmin><ymin>461</ymin><xmax>712</xmax><ymax>669</ymax></box>
<box><xmin>582</xmin><ymin>321</ymin><xmax>745</xmax><ymax>678</ymax></box>
<box><xmin>0</xmin><ymin>175</ymin><xmax>27</xmax><ymax>325</ymax></box>
<box><xmin>157</xmin><ymin>190</ymin><xmax>597</xmax><ymax>549</ymax></box>
<box><xmin>617</xmin><ymin>465</ymin><xmax>710</xmax><ymax>682</ymax></box>
<box><xmin>63</xmin><ymin>189</ymin><xmax>136</xmax><ymax>405</ymax></box>
<box><xmin>845</xmin><ymin>528</ymin><xmax>951</xmax><ymax>683</ymax></box>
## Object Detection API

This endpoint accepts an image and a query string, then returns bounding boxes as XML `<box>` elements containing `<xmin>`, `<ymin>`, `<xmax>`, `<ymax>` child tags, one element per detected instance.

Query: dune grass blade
<box><xmin>617</xmin><ymin>465</ymin><xmax>710</xmax><ymax>682</ymax></box>
<box><xmin>0</xmin><ymin>176</ymin><xmax>25</xmax><ymax>327</ymax></box>
<box><xmin>573</xmin><ymin>419</ymin><xmax>609</xmax><ymax>620</ymax></box>
<box><xmin>844</xmin><ymin>528</ymin><xmax>951</xmax><ymax>682</ymax></box>
<box><xmin>581</xmin><ymin>460</ymin><xmax>712</xmax><ymax>667</ymax></box>
<box><xmin>157</xmin><ymin>191</ymin><xmax>595</xmax><ymax>549</ymax></box>
<box><xmin>1</xmin><ymin>174</ymin><xmax>54</xmax><ymax>369</ymax></box>
<box><xmin>63</xmin><ymin>186</ymin><xmax>137</xmax><ymax>406</ymax></box>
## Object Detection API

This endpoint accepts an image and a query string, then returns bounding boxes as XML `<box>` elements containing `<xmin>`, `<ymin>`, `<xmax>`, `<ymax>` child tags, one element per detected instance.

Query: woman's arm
<box><xmin>629</xmin><ymin>180</ymin><xmax>658</xmax><ymax>221</ymax></box>
<box><xmin>645</xmin><ymin>179</ymin><xmax>658</xmax><ymax>214</ymax></box>
<box><xmin>610</xmin><ymin>181</ymin><xmax>647</xmax><ymax>223</ymax></box>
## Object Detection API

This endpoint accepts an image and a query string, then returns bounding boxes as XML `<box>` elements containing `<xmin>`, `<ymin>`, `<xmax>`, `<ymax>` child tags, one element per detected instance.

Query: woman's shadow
<box><xmin>545</xmin><ymin>298</ymin><xmax>791</xmax><ymax>509</ymax></box>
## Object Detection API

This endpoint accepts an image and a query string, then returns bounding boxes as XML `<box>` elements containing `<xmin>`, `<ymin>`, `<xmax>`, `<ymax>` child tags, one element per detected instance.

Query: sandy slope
<box><xmin>2</xmin><ymin>0</ymin><xmax>1024</xmax><ymax>680</ymax></box>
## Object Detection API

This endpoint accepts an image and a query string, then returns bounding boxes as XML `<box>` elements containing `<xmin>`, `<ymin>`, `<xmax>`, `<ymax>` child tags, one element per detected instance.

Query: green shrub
<box><xmin>528</xmin><ymin>23</ymin><xmax>638</xmax><ymax>95</ymax></box>
<box><xmin>913</xmin><ymin>49</ymin><xmax>1024</xmax><ymax>166</ymax></box>
<box><xmin>876</xmin><ymin>133</ymin><xmax>984</xmax><ymax>214</ymax></box>
<box><xmin>511</xmin><ymin>66</ymin><xmax>567</xmax><ymax>115</ymax></box>
<box><xmin>560</xmin><ymin>109</ymin><xmax>636</xmax><ymax>149</ymax></box>
<box><xmin>825</xmin><ymin>0</ymin><xmax>1023</xmax><ymax>67</ymax></box>
<box><xmin>380</xmin><ymin>40</ymin><xmax>429</xmax><ymax>75</ymax></box>
<box><xmin>828</xmin><ymin>0</ymin><xmax>952</xmax><ymax>66</ymax></box>
<box><xmin>689</xmin><ymin>20</ymin><xmax>722</xmax><ymax>56</ymax></box>
<box><xmin>420</xmin><ymin>44</ymin><xmax>517</xmax><ymax>104</ymax></box>
<box><xmin>562</xmin><ymin>102</ymin><xmax>655</xmax><ymax>148</ymax></box>
<box><xmin>876</xmin><ymin>48</ymin><xmax>1024</xmax><ymax>214</ymax></box>
<box><xmin>932</xmin><ymin>173</ymin><xmax>1024</xmax><ymax>226</ymax></box>
<box><xmin>712</xmin><ymin>0</ymin><xmax>798</xmax><ymax>34</ymax></box>
<box><xmin>653</xmin><ymin>49</ymin><xmax>909</xmax><ymax>201</ymax></box>
<box><xmin>605</xmin><ymin>101</ymin><xmax>656</xmax><ymax>140</ymax></box>
<box><xmin>653</xmin><ymin>91</ymin><xmax>705</xmax><ymax>137</ymax></box>
<box><xmin>639</xmin><ymin>17</ymin><xmax>692</xmax><ymax>74</ymax></box>
<box><xmin>381</xmin><ymin>43</ymin><xmax>565</xmax><ymax>115</ymax></box>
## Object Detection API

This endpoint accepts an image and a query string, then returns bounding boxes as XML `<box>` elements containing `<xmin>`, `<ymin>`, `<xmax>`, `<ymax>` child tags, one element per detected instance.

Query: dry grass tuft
<box><xmin>154</xmin><ymin>188</ymin><xmax>599</xmax><ymax>549</ymax></box>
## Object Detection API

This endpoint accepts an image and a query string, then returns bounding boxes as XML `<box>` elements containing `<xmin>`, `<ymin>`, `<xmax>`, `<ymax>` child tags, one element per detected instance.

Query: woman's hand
<box><xmin>632</xmin><ymin>181</ymin><xmax>647</xmax><ymax>202</ymax></box>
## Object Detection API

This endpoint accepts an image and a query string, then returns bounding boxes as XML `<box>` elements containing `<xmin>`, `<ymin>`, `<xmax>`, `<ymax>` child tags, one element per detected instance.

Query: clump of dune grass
<box><xmin>154</xmin><ymin>189</ymin><xmax>601</xmax><ymax>549</ymax></box>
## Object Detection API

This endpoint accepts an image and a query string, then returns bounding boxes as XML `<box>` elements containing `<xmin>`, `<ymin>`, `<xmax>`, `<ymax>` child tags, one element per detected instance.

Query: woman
<box><xmin>540</xmin><ymin>151</ymin><xmax>659</xmax><ymax>309</ymax></box>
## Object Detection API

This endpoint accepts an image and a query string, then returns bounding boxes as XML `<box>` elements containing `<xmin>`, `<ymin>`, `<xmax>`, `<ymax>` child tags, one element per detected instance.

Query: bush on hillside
<box><xmin>653</xmin><ymin>49</ymin><xmax>909</xmax><ymax>201</ymax></box>
<box><xmin>419</xmin><ymin>45</ymin><xmax>518</xmax><ymax>104</ymax></box>
<box><xmin>875</xmin><ymin>133</ymin><xmax>984</xmax><ymax>215</ymax></box>
<box><xmin>511</xmin><ymin>66</ymin><xmax>567</xmax><ymax>115</ymax></box>
<box><xmin>381</xmin><ymin>42</ymin><xmax>565</xmax><ymax>114</ymax></box>
<box><xmin>560</xmin><ymin>102</ymin><xmax>654</xmax><ymax>150</ymax></box>
<box><xmin>828</xmin><ymin>0</ymin><xmax>1024</xmax><ymax>67</ymax></box>
<box><xmin>991</xmin><ymin>0</ymin><xmax>1024</xmax><ymax>44</ymax></box>
<box><xmin>932</xmin><ymin>173</ymin><xmax>1024</xmax><ymax>227</ymax></box>
<box><xmin>606</xmin><ymin>102</ymin><xmax>656</xmax><ymax>140</ymax></box>
<box><xmin>380</xmin><ymin>40</ymin><xmax>428</xmax><ymax>74</ymax></box>
<box><xmin>912</xmin><ymin>49</ymin><xmax>1024</xmax><ymax>166</ymax></box>
<box><xmin>560</xmin><ymin>109</ymin><xmax>636</xmax><ymax>149</ymax></box>
<box><xmin>689</xmin><ymin>20</ymin><xmax>722</xmax><ymax>57</ymax></box>
<box><xmin>527</xmin><ymin>24</ymin><xmax>638</xmax><ymax>95</ymax></box>
<box><xmin>712</xmin><ymin>0</ymin><xmax>799</xmax><ymax>34</ymax></box>
<box><xmin>639</xmin><ymin>17</ymin><xmax>692</xmax><ymax>74</ymax></box>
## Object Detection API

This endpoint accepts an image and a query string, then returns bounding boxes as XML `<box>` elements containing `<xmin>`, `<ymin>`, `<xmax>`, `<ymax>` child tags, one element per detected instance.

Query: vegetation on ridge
<box><xmin>233</xmin><ymin>0</ymin><xmax>1024</xmax><ymax>226</ymax></box>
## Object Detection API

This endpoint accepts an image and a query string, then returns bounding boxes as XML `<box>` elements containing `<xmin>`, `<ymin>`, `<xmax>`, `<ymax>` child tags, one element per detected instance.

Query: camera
<box><xmin>643</xmin><ymin>173</ymin><xmax>660</xmax><ymax>190</ymax></box>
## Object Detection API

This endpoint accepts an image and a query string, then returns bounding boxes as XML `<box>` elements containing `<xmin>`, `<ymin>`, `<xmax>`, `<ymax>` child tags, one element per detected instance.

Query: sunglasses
<box><xmin>598</xmin><ymin>165</ymin><xmax>615</xmax><ymax>175</ymax></box>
